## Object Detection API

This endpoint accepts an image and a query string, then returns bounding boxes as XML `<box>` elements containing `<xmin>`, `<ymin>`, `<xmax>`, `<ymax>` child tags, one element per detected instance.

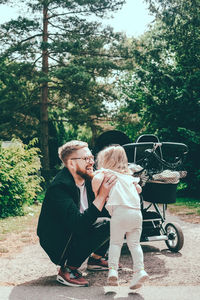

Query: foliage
<box><xmin>0</xmin><ymin>139</ymin><xmax>43</xmax><ymax>218</ymax></box>
<box><xmin>0</xmin><ymin>0</ymin><xmax>128</xmax><ymax>172</ymax></box>
<box><xmin>112</xmin><ymin>68</ymin><xmax>146</xmax><ymax>141</ymax></box>
<box><xmin>0</xmin><ymin>58</ymin><xmax>40</xmax><ymax>141</ymax></box>
<box><xmin>116</xmin><ymin>0</ymin><xmax>200</xmax><ymax>196</ymax></box>
<box><xmin>175</xmin><ymin>197</ymin><xmax>200</xmax><ymax>207</ymax></box>
<box><xmin>49</xmin><ymin>120</ymin><xmax>93</xmax><ymax>170</ymax></box>
<box><xmin>36</xmin><ymin>192</ymin><xmax>45</xmax><ymax>204</ymax></box>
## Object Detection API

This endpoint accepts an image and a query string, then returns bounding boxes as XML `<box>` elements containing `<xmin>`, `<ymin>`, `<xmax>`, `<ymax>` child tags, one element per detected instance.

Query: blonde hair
<box><xmin>58</xmin><ymin>140</ymin><xmax>88</xmax><ymax>163</ymax></box>
<box><xmin>96</xmin><ymin>145</ymin><xmax>131</xmax><ymax>174</ymax></box>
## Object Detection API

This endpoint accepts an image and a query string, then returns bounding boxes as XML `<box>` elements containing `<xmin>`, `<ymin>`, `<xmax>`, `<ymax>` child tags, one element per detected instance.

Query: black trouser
<box><xmin>63</xmin><ymin>218</ymin><xmax>110</xmax><ymax>268</ymax></box>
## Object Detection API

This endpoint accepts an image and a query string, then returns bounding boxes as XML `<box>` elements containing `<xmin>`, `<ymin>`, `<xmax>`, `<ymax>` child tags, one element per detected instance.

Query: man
<box><xmin>37</xmin><ymin>140</ymin><xmax>117</xmax><ymax>287</ymax></box>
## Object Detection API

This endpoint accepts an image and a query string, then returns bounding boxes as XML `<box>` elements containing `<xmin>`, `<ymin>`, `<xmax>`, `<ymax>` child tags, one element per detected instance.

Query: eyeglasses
<box><xmin>70</xmin><ymin>155</ymin><xmax>94</xmax><ymax>163</ymax></box>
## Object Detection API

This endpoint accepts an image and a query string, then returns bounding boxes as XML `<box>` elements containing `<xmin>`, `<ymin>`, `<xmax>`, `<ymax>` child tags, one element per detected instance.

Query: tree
<box><xmin>0</xmin><ymin>58</ymin><xmax>40</xmax><ymax>141</ymax></box>
<box><xmin>0</xmin><ymin>0</ymin><xmax>126</xmax><ymax>175</ymax></box>
<box><xmin>117</xmin><ymin>0</ymin><xmax>200</xmax><ymax>195</ymax></box>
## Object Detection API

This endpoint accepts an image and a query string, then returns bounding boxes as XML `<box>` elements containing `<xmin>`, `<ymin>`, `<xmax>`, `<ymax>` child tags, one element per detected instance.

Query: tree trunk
<box><xmin>90</xmin><ymin>122</ymin><xmax>99</xmax><ymax>148</ymax></box>
<box><xmin>40</xmin><ymin>4</ymin><xmax>50</xmax><ymax>176</ymax></box>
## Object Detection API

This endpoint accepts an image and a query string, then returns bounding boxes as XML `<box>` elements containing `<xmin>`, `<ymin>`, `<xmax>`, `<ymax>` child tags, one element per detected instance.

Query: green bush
<box><xmin>0</xmin><ymin>139</ymin><xmax>43</xmax><ymax>218</ymax></box>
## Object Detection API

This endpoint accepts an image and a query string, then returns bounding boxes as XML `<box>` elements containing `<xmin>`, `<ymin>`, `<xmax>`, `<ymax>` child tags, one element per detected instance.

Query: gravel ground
<box><xmin>0</xmin><ymin>211</ymin><xmax>200</xmax><ymax>288</ymax></box>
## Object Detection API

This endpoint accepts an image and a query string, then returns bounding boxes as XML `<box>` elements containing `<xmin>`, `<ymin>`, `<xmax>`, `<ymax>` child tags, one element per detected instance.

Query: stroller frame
<box><xmin>123</xmin><ymin>134</ymin><xmax>188</xmax><ymax>252</ymax></box>
<box><xmin>94</xmin><ymin>130</ymin><xmax>188</xmax><ymax>252</ymax></box>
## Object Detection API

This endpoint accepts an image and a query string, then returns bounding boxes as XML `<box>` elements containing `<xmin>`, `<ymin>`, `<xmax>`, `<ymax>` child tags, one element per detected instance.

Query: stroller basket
<box><xmin>142</xmin><ymin>181</ymin><xmax>178</xmax><ymax>204</ymax></box>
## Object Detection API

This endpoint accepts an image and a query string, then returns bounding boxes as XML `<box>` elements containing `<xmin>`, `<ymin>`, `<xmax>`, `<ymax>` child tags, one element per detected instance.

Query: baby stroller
<box><xmin>123</xmin><ymin>134</ymin><xmax>188</xmax><ymax>252</ymax></box>
<box><xmin>94</xmin><ymin>131</ymin><xmax>188</xmax><ymax>253</ymax></box>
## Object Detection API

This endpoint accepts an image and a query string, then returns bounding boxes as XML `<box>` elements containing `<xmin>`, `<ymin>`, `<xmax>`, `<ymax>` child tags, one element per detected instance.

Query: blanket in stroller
<box><xmin>129</xmin><ymin>165</ymin><xmax>187</xmax><ymax>204</ymax></box>
<box><xmin>151</xmin><ymin>170</ymin><xmax>187</xmax><ymax>184</ymax></box>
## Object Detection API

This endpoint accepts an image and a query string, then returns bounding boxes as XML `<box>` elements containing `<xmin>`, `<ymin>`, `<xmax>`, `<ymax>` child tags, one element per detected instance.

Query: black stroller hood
<box><xmin>93</xmin><ymin>130</ymin><xmax>131</xmax><ymax>156</ymax></box>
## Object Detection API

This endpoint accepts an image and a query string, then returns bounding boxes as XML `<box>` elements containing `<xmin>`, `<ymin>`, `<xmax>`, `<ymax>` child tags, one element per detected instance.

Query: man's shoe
<box><xmin>129</xmin><ymin>270</ymin><xmax>149</xmax><ymax>290</ymax></box>
<box><xmin>87</xmin><ymin>256</ymin><xmax>109</xmax><ymax>271</ymax></box>
<box><xmin>107</xmin><ymin>269</ymin><xmax>119</xmax><ymax>286</ymax></box>
<box><xmin>87</xmin><ymin>256</ymin><xmax>122</xmax><ymax>271</ymax></box>
<box><xmin>57</xmin><ymin>267</ymin><xmax>89</xmax><ymax>287</ymax></box>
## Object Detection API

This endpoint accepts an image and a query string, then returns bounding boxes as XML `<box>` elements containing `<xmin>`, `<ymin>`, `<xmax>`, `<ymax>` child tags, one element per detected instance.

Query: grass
<box><xmin>0</xmin><ymin>204</ymin><xmax>41</xmax><ymax>236</ymax></box>
<box><xmin>168</xmin><ymin>197</ymin><xmax>200</xmax><ymax>216</ymax></box>
<box><xmin>0</xmin><ymin>191</ymin><xmax>45</xmax><ymax>238</ymax></box>
<box><xmin>0</xmin><ymin>195</ymin><xmax>199</xmax><ymax>240</ymax></box>
<box><xmin>0</xmin><ymin>204</ymin><xmax>41</xmax><ymax>255</ymax></box>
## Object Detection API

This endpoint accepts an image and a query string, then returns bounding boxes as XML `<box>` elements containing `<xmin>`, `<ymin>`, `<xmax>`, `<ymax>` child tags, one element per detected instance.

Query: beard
<box><xmin>76</xmin><ymin>166</ymin><xmax>94</xmax><ymax>181</ymax></box>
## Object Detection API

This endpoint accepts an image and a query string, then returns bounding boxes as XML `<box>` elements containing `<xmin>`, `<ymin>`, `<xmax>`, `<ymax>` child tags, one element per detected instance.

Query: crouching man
<box><xmin>37</xmin><ymin>140</ymin><xmax>117</xmax><ymax>287</ymax></box>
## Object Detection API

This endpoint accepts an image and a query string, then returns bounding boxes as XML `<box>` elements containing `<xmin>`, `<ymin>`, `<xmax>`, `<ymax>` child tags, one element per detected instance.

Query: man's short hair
<box><xmin>58</xmin><ymin>140</ymin><xmax>88</xmax><ymax>163</ymax></box>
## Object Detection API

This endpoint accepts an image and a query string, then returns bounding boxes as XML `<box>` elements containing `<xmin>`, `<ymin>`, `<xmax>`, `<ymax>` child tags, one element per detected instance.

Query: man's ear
<box><xmin>66</xmin><ymin>159</ymin><xmax>74</xmax><ymax>170</ymax></box>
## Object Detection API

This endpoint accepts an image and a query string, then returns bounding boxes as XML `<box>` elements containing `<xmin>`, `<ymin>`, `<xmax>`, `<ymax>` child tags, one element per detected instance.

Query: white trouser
<box><xmin>108</xmin><ymin>206</ymin><xmax>144</xmax><ymax>272</ymax></box>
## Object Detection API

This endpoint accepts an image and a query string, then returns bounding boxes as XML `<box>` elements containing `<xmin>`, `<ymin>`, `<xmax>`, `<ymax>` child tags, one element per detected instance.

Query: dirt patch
<box><xmin>168</xmin><ymin>207</ymin><xmax>200</xmax><ymax>224</ymax></box>
<box><xmin>0</xmin><ymin>211</ymin><xmax>200</xmax><ymax>288</ymax></box>
<box><xmin>0</xmin><ymin>214</ymin><xmax>38</xmax><ymax>259</ymax></box>
<box><xmin>0</xmin><ymin>209</ymin><xmax>199</xmax><ymax>260</ymax></box>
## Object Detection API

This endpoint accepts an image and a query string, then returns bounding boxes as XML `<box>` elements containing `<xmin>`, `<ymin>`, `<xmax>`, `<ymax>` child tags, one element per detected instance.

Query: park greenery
<box><xmin>0</xmin><ymin>139</ymin><xmax>43</xmax><ymax>217</ymax></box>
<box><xmin>0</xmin><ymin>0</ymin><xmax>199</xmax><ymax>216</ymax></box>
<box><xmin>115</xmin><ymin>0</ymin><xmax>200</xmax><ymax>196</ymax></box>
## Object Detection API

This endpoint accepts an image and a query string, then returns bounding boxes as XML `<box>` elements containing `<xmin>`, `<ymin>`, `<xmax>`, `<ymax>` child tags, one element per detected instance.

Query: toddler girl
<box><xmin>92</xmin><ymin>145</ymin><xmax>149</xmax><ymax>289</ymax></box>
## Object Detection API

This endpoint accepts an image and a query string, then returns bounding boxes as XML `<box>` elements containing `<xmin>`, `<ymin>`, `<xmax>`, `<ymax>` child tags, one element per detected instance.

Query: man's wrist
<box><xmin>93</xmin><ymin>195</ymin><xmax>106</xmax><ymax>211</ymax></box>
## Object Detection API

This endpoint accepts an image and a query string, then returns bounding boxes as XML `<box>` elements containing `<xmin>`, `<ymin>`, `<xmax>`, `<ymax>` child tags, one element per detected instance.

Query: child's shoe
<box><xmin>129</xmin><ymin>270</ymin><xmax>149</xmax><ymax>289</ymax></box>
<box><xmin>107</xmin><ymin>269</ymin><xmax>119</xmax><ymax>286</ymax></box>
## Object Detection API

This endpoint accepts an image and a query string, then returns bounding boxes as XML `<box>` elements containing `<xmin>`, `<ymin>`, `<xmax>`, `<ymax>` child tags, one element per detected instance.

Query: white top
<box><xmin>76</xmin><ymin>183</ymin><xmax>88</xmax><ymax>213</ymax></box>
<box><xmin>105</xmin><ymin>170</ymin><xmax>141</xmax><ymax>216</ymax></box>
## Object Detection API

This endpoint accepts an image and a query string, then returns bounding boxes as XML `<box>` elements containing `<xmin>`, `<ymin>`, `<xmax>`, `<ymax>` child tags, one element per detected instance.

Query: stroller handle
<box><xmin>144</xmin><ymin>148</ymin><xmax>183</xmax><ymax>170</ymax></box>
<box><xmin>123</xmin><ymin>141</ymin><xmax>188</xmax><ymax>170</ymax></box>
<box><xmin>123</xmin><ymin>142</ymin><xmax>189</xmax><ymax>155</ymax></box>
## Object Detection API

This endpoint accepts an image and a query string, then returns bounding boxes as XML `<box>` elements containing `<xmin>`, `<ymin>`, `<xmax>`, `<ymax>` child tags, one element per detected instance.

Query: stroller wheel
<box><xmin>165</xmin><ymin>222</ymin><xmax>184</xmax><ymax>252</ymax></box>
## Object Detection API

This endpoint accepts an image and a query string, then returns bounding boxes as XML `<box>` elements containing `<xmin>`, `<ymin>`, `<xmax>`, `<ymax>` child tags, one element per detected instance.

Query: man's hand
<box><xmin>93</xmin><ymin>172</ymin><xmax>117</xmax><ymax>211</ymax></box>
<box><xmin>99</xmin><ymin>172</ymin><xmax>117</xmax><ymax>197</ymax></box>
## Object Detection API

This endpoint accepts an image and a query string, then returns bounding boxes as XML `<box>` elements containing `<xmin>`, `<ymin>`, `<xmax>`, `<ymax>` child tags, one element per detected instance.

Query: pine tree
<box><xmin>0</xmin><ymin>0</ymin><xmax>126</xmax><ymax>174</ymax></box>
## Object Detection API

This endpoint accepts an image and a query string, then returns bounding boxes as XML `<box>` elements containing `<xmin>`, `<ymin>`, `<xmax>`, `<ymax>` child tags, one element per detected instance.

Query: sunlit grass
<box><xmin>0</xmin><ymin>204</ymin><xmax>41</xmax><ymax>235</ymax></box>
<box><xmin>175</xmin><ymin>197</ymin><xmax>200</xmax><ymax>208</ymax></box>
<box><xmin>0</xmin><ymin>194</ymin><xmax>199</xmax><ymax>241</ymax></box>
<box><xmin>169</xmin><ymin>197</ymin><xmax>200</xmax><ymax>216</ymax></box>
